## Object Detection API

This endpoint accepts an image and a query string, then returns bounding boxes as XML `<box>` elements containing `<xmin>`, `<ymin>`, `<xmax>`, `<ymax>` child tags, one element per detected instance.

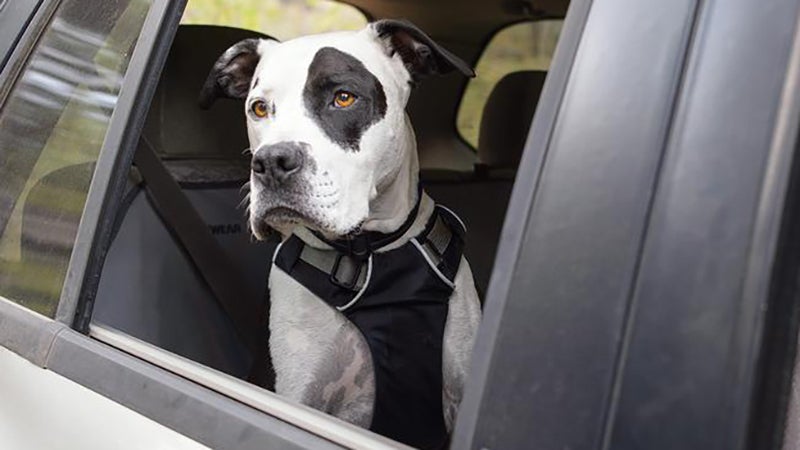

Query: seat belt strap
<box><xmin>133</xmin><ymin>139</ymin><xmax>260</xmax><ymax>356</ymax></box>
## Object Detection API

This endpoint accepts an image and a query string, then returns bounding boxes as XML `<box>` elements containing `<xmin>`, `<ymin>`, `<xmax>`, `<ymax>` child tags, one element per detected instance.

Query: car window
<box><xmin>0</xmin><ymin>0</ymin><xmax>152</xmax><ymax>317</ymax></box>
<box><xmin>180</xmin><ymin>0</ymin><xmax>367</xmax><ymax>41</ymax></box>
<box><xmin>456</xmin><ymin>20</ymin><xmax>563</xmax><ymax>150</ymax></box>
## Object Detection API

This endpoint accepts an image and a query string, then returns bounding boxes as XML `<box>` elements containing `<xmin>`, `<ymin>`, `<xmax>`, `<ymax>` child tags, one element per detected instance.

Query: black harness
<box><xmin>273</xmin><ymin>198</ymin><xmax>465</xmax><ymax>449</ymax></box>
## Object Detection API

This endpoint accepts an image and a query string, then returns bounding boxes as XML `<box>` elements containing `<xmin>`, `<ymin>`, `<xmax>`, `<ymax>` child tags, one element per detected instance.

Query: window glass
<box><xmin>457</xmin><ymin>20</ymin><xmax>563</xmax><ymax>149</ymax></box>
<box><xmin>0</xmin><ymin>0</ymin><xmax>152</xmax><ymax>316</ymax></box>
<box><xmin>180</xmin><ymin>0</ymin><xmax>367</xmax><ymax>41</ymax></box>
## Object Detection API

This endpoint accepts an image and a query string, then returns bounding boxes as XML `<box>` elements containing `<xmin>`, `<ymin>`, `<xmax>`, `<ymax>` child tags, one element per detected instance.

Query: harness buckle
<box><xmin>330</xmin><ymin>253</ymin><xmax>364</xmax><ymax>290</ymax></box>
<box><xmin>346</xmin><ymin>235</ymin><xmax>371</xmax><ymax>259</ymax></box>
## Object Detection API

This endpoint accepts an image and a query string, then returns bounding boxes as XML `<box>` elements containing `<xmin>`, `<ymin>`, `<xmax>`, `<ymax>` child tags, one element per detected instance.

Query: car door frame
<box><xmin>452</xmin><ymin>0</ymin><xmax>800</xmax><ymax>449</ymax></box>
<box><xmin>0</xmin><ymin>0</ymin><xmax>43</xmax><ymax>76</ymax></box>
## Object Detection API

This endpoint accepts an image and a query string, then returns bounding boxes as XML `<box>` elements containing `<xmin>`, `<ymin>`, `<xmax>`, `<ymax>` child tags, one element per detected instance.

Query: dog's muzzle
<box><xmin>251</xmin><ymin>141</ymin><xmax>308</xmax><ymax>185</ymax></box>
<box><xmin>249</xmin><ymin>141</ymin><xmax>327</xmax><ymax>237</ymax></box>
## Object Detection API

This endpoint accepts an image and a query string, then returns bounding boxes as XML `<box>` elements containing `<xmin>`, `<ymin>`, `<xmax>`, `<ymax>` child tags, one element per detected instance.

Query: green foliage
<box><xmin>181</xmin><ymin>0</ymin><xmax>367</xmax><ymax>41</ymax></box>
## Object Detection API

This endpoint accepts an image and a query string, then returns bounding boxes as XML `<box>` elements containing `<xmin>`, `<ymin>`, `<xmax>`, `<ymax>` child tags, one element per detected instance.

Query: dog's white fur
<box><xmin>247</xmin><ymin>28</ymin><xmax>418</xmax><ymax>238</ymax></box>
<box><xmin>240</xmin><ymin>24</ymin><xmax>481</xmax><ymax>431</ymax></box>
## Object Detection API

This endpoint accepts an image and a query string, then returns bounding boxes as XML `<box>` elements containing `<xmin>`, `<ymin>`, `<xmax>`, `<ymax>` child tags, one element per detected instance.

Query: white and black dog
<box><xmin>200</xmin><ymin>20</ymin><xmax>481</xmax><ymax>449</ymax></box>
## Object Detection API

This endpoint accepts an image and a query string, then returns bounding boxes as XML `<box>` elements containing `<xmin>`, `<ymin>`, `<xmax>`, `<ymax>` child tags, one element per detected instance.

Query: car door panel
<box><xmin>610</xmin><ymin>0</ymin><xmax>800</xmax><ymax>448</ymax></box>
<box><xmin>0</xmin><ymin>344</ymin><xmax>208</xmax><ymax>450</ymax></box>
<box><xmin>455</xmin><ymin>0</ymin><xmax>701</xmax><ymax>448</ymax></box>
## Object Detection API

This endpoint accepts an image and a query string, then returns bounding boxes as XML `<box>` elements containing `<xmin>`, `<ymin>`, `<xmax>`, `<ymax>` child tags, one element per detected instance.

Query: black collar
<box><xmin>311</xmin><ymin>185</ymin><xmax>422</xmax><ymax>259</ymax></box>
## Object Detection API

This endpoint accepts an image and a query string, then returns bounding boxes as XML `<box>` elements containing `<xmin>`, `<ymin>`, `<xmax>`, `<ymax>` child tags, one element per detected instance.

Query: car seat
<box><xmin>92</xmin><ymin>25</ymin><xmax>276</xmax><ymax>379</ymax></box>
<box><xmin>424</xmin><ymin>71</ymin><xmax>547</xmax><ymax>295</ymax></box>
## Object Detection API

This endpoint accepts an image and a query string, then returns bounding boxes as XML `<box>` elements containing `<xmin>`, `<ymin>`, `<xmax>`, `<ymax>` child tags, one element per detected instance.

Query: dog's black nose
<box><xmin>252</xmin><ymin>142</ymin><xmax>306</xmax><ymax>183</ymax></box>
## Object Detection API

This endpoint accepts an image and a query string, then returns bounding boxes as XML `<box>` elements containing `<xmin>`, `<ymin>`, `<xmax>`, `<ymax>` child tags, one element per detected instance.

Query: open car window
<box><xmin>82</xmin><ymin>0</ymin><xmax>570</xmax><ymax>446</ymax></box>
<box><xmin>0</xmin><ymin>0</ymin><xmax>575</xmax><ymax>448</ymax></box>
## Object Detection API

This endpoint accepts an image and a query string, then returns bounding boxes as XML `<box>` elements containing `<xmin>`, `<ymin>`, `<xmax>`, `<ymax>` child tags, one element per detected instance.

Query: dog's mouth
<box><xmin>252</xmin><ymin>204</ymin><xmax>330</xmax><ymax>237</ymax></box>
<box><xmin>260</xmin><ymin>205</ymin><xmax>317</xmax><ymax>228</ymax></box>
<box><xmin>251</xmin><ymin>203</ymin><xmax>364</xmax><ymax>240</ymax></box>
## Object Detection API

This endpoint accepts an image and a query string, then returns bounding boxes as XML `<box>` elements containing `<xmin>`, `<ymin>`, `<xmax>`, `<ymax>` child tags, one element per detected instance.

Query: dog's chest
<box><xmin>268</xmin><ymin>267</ymin><xmax>375</xmax><ymax>426</ymax></box>
<box><xmin>265</xmin><ymin>203</ymin><xmax>475</xmax><ymax>449</ymax></box>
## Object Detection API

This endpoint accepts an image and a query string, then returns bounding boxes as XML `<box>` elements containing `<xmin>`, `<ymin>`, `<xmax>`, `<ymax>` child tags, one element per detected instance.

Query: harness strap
<box><xmin>293</xmin><ymin>204</ymin><xmax>464</xmax><ymax>298</ymax></box>
<box><xmin>300</xmin><ymin>245</ymin><xmax>368</xmax><ymax>291</ymax></box>
<box><xmin>418</xmin><ymin>210</ymin><xmax>455</xmax><ymax>265</ymax></box>
<box><xmin>416</xmin><ymin>205</ymin><xmax>466</xmax><ymax>283</ymax></box>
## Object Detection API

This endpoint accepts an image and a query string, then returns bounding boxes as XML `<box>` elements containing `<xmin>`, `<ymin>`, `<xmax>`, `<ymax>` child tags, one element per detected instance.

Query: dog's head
<box><xmin>200</xmin><ymin>20</ymin><xmax>474</xmax><ymax>239</ymax></box>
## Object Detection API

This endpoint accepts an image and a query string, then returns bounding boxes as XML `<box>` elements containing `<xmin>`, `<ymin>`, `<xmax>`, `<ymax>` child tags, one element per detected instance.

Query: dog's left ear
<box><xmin>372</xmin><ymin>19</ymin><xmax>475</xmax><ymax>81</ymax></box>
<box><xmin>198</xmin><ymin>38</ymin><xmax>276</xmax><ymax>109</ymax></box>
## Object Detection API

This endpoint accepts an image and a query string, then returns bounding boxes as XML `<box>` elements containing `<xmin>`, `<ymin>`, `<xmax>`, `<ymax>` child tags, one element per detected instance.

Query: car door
<box><xmin>453</xmin><ymin>0</ymin><xmax>800</xmax><ymax>449</ymax></box>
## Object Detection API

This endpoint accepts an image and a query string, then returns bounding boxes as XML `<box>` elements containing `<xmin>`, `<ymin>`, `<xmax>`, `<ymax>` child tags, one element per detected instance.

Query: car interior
<box><xmin>83</xmin><ymin>0</ymin><xmax>567</xmax><ymax>390</ymax></box>
<box><xmin>5</xmin><ymin>1</ymin><xmax>800</xmax><ymax>448</ymax></box>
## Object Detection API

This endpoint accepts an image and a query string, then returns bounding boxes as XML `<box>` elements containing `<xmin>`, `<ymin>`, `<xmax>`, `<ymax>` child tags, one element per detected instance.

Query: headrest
<box><xmin>477</xmin><ymin>70</ymin><xmax>546</xmax><ymax>169</ymax></box>
<box><xmin>142</xmin><ymin>25</ymin><xmax>273</xmax><ymax>159</ymax></box>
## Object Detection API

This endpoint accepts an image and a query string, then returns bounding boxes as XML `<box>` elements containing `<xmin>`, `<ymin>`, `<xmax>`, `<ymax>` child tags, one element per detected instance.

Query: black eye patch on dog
<box><xmin>303</xmin><ymin>47</ymin><xmax>387</xmax><ymax>151</ymax></box>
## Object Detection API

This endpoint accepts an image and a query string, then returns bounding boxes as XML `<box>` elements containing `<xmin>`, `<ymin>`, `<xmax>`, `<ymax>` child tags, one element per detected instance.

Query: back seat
<box><xmin>93</xmin><ymin>26</ymin><xmax>275</xmax><ymax>378</ymax></box>
<box><xmin>424</xmin><ymin>71</ymin><xmax>546</xmax><ymax>295</ymax></box>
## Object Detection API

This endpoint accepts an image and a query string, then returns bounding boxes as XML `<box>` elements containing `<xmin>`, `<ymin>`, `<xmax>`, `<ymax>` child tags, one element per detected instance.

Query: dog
<box><xmin>199</xmin><ymin>20</ymin><xmax>481</xmax><ymax>449</ymax></box>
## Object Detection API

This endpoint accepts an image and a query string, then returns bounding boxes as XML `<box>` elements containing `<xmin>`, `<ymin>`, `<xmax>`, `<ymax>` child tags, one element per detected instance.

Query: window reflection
<box><xmin>0</xmin><ymin>0</ymin><xmax>152</xmax><ymax>316</ymax></box>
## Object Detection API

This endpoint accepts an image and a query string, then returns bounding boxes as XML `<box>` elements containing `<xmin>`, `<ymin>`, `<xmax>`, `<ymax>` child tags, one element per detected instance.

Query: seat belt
<box><xmin>133</xmin><ymin>138</ymin><xmax>273</xmax><ymax>387</ymax></box>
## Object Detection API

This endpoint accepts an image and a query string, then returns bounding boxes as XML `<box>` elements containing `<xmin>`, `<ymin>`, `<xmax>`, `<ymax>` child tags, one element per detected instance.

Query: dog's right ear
<box><xmin>371</xmin><ymin>19</ymin><xmax>475</xmax><ymax>81</ymax></box>
<box><xmin>198</xmin><ymin>38</ymin><xmax>275</xmax><ymax>109</ymax></box>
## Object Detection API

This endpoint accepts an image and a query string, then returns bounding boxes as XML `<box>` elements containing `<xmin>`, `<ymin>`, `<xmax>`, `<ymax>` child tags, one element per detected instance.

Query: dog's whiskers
<box><xmin>242</xmin><ymin>147</ymin><xmax>252</xmax><ymax>156</ymax></box>
<box><xmin>245</xmin><ymin>216</ymin><xmax>256</xmax><ymax>242</ymax></box>
<box><xmin>237</xmin><ymin>193</ymin><xmax>251</xmax><ymax>210</ymax></box>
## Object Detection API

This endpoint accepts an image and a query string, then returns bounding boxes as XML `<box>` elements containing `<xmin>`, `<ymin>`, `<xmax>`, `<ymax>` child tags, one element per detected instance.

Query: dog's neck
<box><xmin>294</xmin><ymin>118</ymin><xmax>430</xmax><ymax>251</ymax></box>
<box><xmin>362</xmin><ymin>151</ymin><xmax>419</xmax><ymax>235</ymax></box>
<box><xmin>295</xmin><ymin>191</ymin><xmax>434</xmax><ymax>254</ymax></box>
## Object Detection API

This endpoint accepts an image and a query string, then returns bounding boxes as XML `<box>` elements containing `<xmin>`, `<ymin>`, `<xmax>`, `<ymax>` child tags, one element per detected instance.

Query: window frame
<box><xmin>0</xmin><ymin>0</ymin><xmax>42</xmax><ymax>75</ymax></box>
<box><xmin>54</xmin><ymin>0</ymin><xmax>189</xmax><ymax>330</ymax></box>
<box><xmin>0</xmin><ymin>0</ymin><xmax>59</xmax><ymax>105</ymax></box>
<box><xmin>0</xmin><ymin>0</ymin><xmax>188</xmax><ymax>344</ymax></box>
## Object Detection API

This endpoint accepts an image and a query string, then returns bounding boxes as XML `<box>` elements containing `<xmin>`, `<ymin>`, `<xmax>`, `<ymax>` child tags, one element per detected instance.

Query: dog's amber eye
<box><xmin>333</xmin><ymin>91</ymin><xmax>356</xmax><ymax>108</ymax></box>
<box><xmin>251</xmin><ymin>100</ymin><xmax>269</xmax><ymax>118</ymax></box>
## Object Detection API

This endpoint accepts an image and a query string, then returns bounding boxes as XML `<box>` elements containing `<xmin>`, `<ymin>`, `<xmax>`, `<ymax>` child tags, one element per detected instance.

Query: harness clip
<box><xmin>330</xmin><ymin>253</ymin><xmax>364</xmax><ymax>290</ymax></box>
